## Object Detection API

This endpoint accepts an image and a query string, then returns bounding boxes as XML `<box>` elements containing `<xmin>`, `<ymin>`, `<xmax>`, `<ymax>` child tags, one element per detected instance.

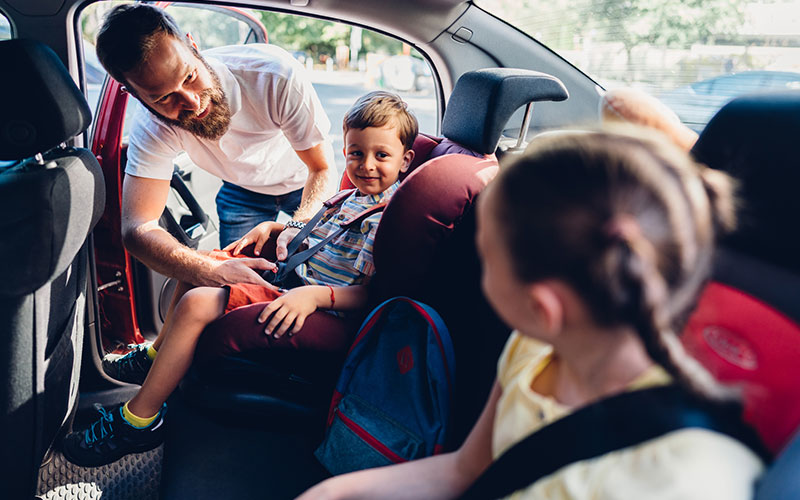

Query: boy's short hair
<box><xmin>343</xmin><ymin>91</ymin><xmax>419</xmax><ymax>151</ymax></box>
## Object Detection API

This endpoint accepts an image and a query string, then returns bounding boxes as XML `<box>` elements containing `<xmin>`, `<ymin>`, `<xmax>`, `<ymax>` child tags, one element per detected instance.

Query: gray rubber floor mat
<box><xmin>36</xmin><ymin>446</ymin><xmax>163</xmax><ymax>499</ymax></box>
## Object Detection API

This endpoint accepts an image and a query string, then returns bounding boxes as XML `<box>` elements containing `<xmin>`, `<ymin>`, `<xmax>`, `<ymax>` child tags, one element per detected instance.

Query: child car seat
<box><xmin>0</xmin><ymin>39</ymin><xmax>105</xmax><ymax>499</ymax></box>
<box><xmin>185</xmin><ymin>69</ymin><xmax>568</xmax><ymax>444</ymax></box>
<box><xmin>682</xmin><ymin>91</ymin><xmax>800</xmax><ymax>454</ymax></box>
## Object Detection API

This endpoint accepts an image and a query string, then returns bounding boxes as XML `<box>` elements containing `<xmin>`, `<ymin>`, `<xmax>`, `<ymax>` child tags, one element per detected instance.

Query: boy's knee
<box><xmin>176</xmin><ymin>286</ymin><xmax>228</xmax><ymax>320</ymax></box>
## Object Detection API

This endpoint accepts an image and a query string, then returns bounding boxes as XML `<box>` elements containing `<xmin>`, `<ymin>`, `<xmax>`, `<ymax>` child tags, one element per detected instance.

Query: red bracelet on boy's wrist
<box><xmin>326</xmin><ymin>284</ymin><xmax>335</xmax><ymax>308</ymax></box>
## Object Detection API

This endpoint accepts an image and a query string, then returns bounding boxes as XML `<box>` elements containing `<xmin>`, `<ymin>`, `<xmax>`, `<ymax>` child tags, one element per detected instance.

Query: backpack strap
<box><xmin>460</xmin><ymin>385</ymin><xmax>770</xmax><ymax>500</ymax></box>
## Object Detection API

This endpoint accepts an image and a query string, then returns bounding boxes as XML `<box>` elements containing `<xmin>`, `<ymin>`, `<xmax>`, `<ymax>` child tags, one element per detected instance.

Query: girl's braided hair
<box><xmin>493</xmin><ymin>126</ymin><xmax>737</xmax><ymax>399</ymax></box>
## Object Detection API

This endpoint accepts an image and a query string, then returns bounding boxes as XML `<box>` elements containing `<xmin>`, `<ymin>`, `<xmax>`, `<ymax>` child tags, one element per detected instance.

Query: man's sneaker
<box><xmin>102</xmin><ymin>343</ymin><xmax>153</xmax><ymax>385</ymax></box>
<box><xmin>61</xmin><ymin>402</ymin><xmax>167</xmax><ymax>467</ymax></box>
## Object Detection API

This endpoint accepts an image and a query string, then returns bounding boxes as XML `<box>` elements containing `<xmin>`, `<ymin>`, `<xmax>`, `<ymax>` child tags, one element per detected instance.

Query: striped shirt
<box><xmin>294</xmin><ymin>182</ymin><xmax>399</xmax><ymax>288</ymax></box>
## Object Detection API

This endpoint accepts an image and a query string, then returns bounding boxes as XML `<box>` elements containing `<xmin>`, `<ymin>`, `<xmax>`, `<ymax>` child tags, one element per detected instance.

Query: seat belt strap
<box><xmin>265</xmin><ymin>193</ymin><xmax>386</xmax><ymax>284</ymax></box>
<box><xmin>460</xmin><ymin>385</ymin><xmax>769</xmax><ymax>500</ymax></box>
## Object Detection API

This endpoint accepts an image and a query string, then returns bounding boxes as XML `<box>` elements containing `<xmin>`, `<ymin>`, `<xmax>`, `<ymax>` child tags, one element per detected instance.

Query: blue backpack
<box><xmin>314</xmin><ymin>297</ymin><xmax>456</xmax><ymax>475</ymax></box>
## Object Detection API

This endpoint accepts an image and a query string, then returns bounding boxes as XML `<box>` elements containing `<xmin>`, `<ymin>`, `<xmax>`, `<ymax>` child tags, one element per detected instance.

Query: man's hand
<box><xmin>208</xmin><ymin>256</ymin><xmax>278</xmax><ymax>288</ymax></box>
<box><xmin>257</xmin><ymin>286</ymin><xmax>326</xmax><ymax>338</ymax></box>
<box><xmin>223</xmin><ymin>221</ymin><xmax>286</xmax><ymax>257</ymax></box>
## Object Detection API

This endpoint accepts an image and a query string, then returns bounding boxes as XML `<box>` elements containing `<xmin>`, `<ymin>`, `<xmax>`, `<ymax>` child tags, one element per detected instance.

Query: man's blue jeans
<box><xmin>215</xmin><ymin>181</ymin><xmax>303</xmax><ymax>248</ymax></box>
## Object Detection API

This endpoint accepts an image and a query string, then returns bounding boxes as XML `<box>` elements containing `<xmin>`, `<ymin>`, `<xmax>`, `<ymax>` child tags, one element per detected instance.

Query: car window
<box><xmin>156</xmin><ymin>3</ymin><xmax>267</xmax><ymax>50</ymax></box>
<box><xmin>477</xmin><ymin>0</ymin><xmax>800</xmax><ymax>132</ymax></box>
<box><xmin>0</xmin><ymin>11</ymin><xmax>11</xmax><ymax>40</ymax></box>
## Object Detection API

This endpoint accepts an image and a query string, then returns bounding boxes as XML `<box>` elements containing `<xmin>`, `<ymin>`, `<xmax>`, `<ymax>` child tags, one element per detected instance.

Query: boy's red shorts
<box><xmin>193</xmin><ymin>249</ymin><xmax>355</xmax><ymax>363</ymax></box>
<box><xmin>225</xmin><ymin>282</ymin><xmax>283</xmax><ymax>313</ymax></box>
<box><xmin>206</xmin><ymin>249</ymin><xmax>284</xmax><ymax>313</ymax></box>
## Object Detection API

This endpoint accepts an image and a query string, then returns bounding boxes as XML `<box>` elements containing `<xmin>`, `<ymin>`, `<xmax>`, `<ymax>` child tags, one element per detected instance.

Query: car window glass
<box><xmin>477</xmin><ymin>0</ymin><xmax>800</xmax><ymax>132</ymax></box>
<box><xmin>0</xmin><ymin>12</ymin><xmax>11</xmax><ymax>40</ymax></box>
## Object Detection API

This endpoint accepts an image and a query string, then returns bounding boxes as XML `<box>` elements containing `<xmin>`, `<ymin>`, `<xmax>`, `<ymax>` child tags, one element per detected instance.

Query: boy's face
<box><xmin>344</xmin><ymin>123</ymin><xmax>414</xmax><ymax>196</ymax></box>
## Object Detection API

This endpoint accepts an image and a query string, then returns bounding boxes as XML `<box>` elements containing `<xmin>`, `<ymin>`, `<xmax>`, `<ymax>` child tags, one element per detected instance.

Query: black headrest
<box><xmin>691</xmin><ymin>91</ymin><xmax>800</xmax><ymax>274</ymax></box>
<box><xmin>442</xmin><ymin>68</ymin><xmax>569</xmax><ymax>155</ymax></box>
<box><xmin>0</xmin><ymin>39</ymin><xmax>92</xmax><ymax>161</ymax></box>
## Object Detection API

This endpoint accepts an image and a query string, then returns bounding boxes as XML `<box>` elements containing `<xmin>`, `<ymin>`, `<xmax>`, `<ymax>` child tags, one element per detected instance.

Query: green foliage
<box><xmin>586</xmin><ymin>0</ymin><xmax>746</xmax><ymax>52</ymax></box>
<box><xmin>257</xmin><ymin>10</ymin><xmax>404</xmax><ymax>62</ymax></box>
<box><xmin>479</xmin><ymin>0</ymin><xmax>745</xmax><ymax>52</ymax></box>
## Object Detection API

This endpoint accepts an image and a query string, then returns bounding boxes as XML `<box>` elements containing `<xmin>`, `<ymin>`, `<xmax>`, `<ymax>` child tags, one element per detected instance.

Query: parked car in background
<box><xmin>659</xmin><ymin>70</ymin><xmax>800</xmax><ymax>131</ymax></box>
<box><xmin>379</xmin><ymin>54</ymin><xmax>433</xmax><ymax>92</ymax></box>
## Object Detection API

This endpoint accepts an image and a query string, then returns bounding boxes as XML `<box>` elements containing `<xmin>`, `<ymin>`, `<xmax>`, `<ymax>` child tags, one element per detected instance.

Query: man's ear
<box><xmin>400</xmin><ymin>149</ymin><xmax>415</xmax><ymax>173</ymax></box>
<box><xmin>527</xmin><ymin>283</ymin><xmax>564</xmax><ymax>336</ymax></box>
<box><xmin>186</xmin><ymin>32</ymin><xmax>199</xmax><ymax>51</ymax></box>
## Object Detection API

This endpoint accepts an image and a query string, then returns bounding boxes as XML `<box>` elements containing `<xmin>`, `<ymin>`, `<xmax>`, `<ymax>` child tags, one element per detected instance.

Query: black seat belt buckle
<box><xmin>262</xmin><ymin>261</ymin><xmax>287</xmax><ymax>286</ymax></box>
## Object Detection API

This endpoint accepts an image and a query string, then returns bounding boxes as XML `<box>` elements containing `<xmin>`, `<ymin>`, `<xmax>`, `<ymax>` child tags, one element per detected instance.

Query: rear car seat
<box><xmin>183</xmin><ymin>68</ymin><xmax>568</xmax><ymax>446</ymax></box>
<box><xmin>681</xmin><ymin>92</ymin><xmax>800</xmax><ymax>457</ymax></box>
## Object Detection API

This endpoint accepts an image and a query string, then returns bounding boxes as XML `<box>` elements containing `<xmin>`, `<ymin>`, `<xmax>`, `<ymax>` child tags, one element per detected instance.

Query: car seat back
<box><xmin>189</xmin><ymin>69</ymin><xmax>568</xmax><ymax>449</ymax></box>
<box><xmin>369</xmin><ymin>68</ymin><xmax>568</xmax><ymax>445</ymax></box>
<box><xmin>682</xmin><ymin>92</ymin><xmax>800</xmax><ymax>453</ymax></box>
<box><xmin>0</xmin><ymin>39</ymin><xmax>105</xmax><ymax>498</ymax></box>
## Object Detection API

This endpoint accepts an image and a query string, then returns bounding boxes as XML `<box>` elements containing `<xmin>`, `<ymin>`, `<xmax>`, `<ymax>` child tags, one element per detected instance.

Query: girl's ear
<box><xmin>400</xmin><ymin>149</ymin><xmax>415</xmax><ymax>173</ymax></box>
<box><xmin>527</xmin><ymin>283</ymin><xmax>565</xmax><ymax>336</ymax></box>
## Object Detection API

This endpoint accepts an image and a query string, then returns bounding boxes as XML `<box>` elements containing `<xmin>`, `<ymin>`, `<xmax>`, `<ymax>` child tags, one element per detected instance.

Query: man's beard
<box><xmin>144</xmin><ymin>59</ymin><xmax>232</xmax><ymax>140</ymax></box>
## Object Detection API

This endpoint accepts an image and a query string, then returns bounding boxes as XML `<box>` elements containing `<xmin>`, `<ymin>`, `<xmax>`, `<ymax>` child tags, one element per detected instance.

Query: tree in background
<box><xmin>587</xmin><ymin>0</ymin><xmax>746</xmax><ymax>79</ymax></box>
<box><xmin>258</xmin><ymin>10</ymin><xmax>404</xmax><ymax>65</ymax></box>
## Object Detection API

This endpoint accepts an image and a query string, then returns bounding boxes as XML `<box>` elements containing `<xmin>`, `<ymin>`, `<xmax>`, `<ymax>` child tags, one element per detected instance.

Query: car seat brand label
<box><xmin>702</xmin><ymin>325</ymin><xmax>758</xmax><ymax>370</ymax></box>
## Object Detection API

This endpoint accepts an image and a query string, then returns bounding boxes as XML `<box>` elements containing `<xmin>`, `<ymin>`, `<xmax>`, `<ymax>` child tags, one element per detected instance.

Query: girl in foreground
<box><xmin>297</xmin><ymin>127</ymin><xmax>764</xmax><ymax>499</ymax></box>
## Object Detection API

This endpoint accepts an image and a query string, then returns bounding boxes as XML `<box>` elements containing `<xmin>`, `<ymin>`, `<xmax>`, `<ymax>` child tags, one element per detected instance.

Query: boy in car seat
<box><xmin>297</xmin><ymin>127</ymin><xmax>764</xmax><ymax>499</ymax></box>
<box><xmin>61</xmin><ymin>91</ymin><xmax>417</xmax><ymax>467</ymax></box>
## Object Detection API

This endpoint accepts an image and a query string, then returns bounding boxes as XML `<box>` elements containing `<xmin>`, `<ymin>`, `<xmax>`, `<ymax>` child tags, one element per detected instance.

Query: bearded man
<box><xmin>96</xmin><ymin>3</ymin><xmax>338</xmax><ymax>288</ymax></box>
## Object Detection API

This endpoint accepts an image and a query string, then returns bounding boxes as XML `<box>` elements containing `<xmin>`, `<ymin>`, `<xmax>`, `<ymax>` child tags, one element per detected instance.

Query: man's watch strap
<box><xmin>285</xmin><ymin>220</ymin><xmax>306</xmax><ymax>230</ymax></box>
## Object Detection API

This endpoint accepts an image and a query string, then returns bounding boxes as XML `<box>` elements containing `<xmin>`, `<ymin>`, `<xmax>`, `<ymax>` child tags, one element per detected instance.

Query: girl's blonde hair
<box><xmin>492</xmin><ymin>125</ymin><xmax>737</xmax><ymax>399</ymax></box>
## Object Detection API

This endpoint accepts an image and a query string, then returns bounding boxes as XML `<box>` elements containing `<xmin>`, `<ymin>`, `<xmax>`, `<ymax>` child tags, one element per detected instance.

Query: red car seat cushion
<box><xmin>683</xmin><ymin>282</ymin><xmax>800</xmax><ymax>453</ymax></box>
<box><xmin>372</xmin><ymin>153</ymin><xmax>499</xmax><ymax>296</ymax></box>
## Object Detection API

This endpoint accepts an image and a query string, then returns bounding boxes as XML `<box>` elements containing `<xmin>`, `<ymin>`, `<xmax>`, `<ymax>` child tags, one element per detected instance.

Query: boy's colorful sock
<box><xmin>122</xmin><ymin>401</ymin><xmax>159</xmax><ymax>428</ymax></box>
<box><xmin>146</xmin><ymin>344</ymin><xmax>158</xmax><ymax>360</ymax></box>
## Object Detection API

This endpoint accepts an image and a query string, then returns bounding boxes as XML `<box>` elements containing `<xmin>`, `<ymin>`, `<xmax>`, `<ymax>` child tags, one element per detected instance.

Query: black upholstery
<box><xmin>0</xmin><ymin>39</ymin><xmax>92</xmax><ymax>160</ymax></box>
<box><xmin>691</xmin><ymin>91</ymin><xmax>800</xmax><ymax>279</ymax></box>
<box><xmin>443</xmin><ymin>68</ymin><xmax>569</xmax><ymax>154</ymax></box>
<box><xmin>0</xmin><ymin>39</ymin><xmax>104</xmax><ymax>499</ymax></box>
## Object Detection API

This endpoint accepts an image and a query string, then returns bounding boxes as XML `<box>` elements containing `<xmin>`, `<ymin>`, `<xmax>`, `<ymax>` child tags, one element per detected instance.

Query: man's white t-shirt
<box><xmin>125</xmin><ymin>43</ymin><xmax>335</xmax><ymax>195</ymax></box>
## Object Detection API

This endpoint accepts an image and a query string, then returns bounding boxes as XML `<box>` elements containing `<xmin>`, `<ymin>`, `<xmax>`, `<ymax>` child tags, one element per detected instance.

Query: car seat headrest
<box><xmin>373</xmin><ymin>154</ymin><xmax>498</xmax><ymax>295</ymax></box>
<box><xmin>0</xmin><ymin>39</ymin><xmax>92</xmax><ymax>161</ymax></box>
<box><xmin>691</xmin><ymin>91</ymin><xmax>800</xmax><ymax>274</ymax></box>
<box><xmin>442</xmin><ymin>68</ymin><xmax>568</xmax><ymax>155</ymax></box>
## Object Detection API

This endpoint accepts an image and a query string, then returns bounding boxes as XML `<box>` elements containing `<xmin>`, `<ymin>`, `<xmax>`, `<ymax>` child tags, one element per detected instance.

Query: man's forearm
<box><xmin>292</xmin><ymin>166</ymin><xmax>338</xmax><ymax>222</ymax></box>
<box><xmin>123</xmin><ymin>220</ymin><xmax>217</xmax><ymax>286</ymax></box>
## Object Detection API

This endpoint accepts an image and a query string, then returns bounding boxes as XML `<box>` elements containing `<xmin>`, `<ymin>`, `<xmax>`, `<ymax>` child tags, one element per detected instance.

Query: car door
<box><xmin>90</xmin><ymin>2</ymin><xmax>269</xmax><ymax>350</ymax></box>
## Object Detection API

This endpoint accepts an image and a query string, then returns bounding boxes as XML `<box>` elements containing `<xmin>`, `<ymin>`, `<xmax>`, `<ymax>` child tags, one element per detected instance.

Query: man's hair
<box><xmin>343</xmin><ymin>91</ymin><xmax>418</xmax><ymax>151</ymax></box>
<box><xmin>95</xmin><ymin>3</ymin><xmax>188</xmax><ymax>84</ymax></box>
